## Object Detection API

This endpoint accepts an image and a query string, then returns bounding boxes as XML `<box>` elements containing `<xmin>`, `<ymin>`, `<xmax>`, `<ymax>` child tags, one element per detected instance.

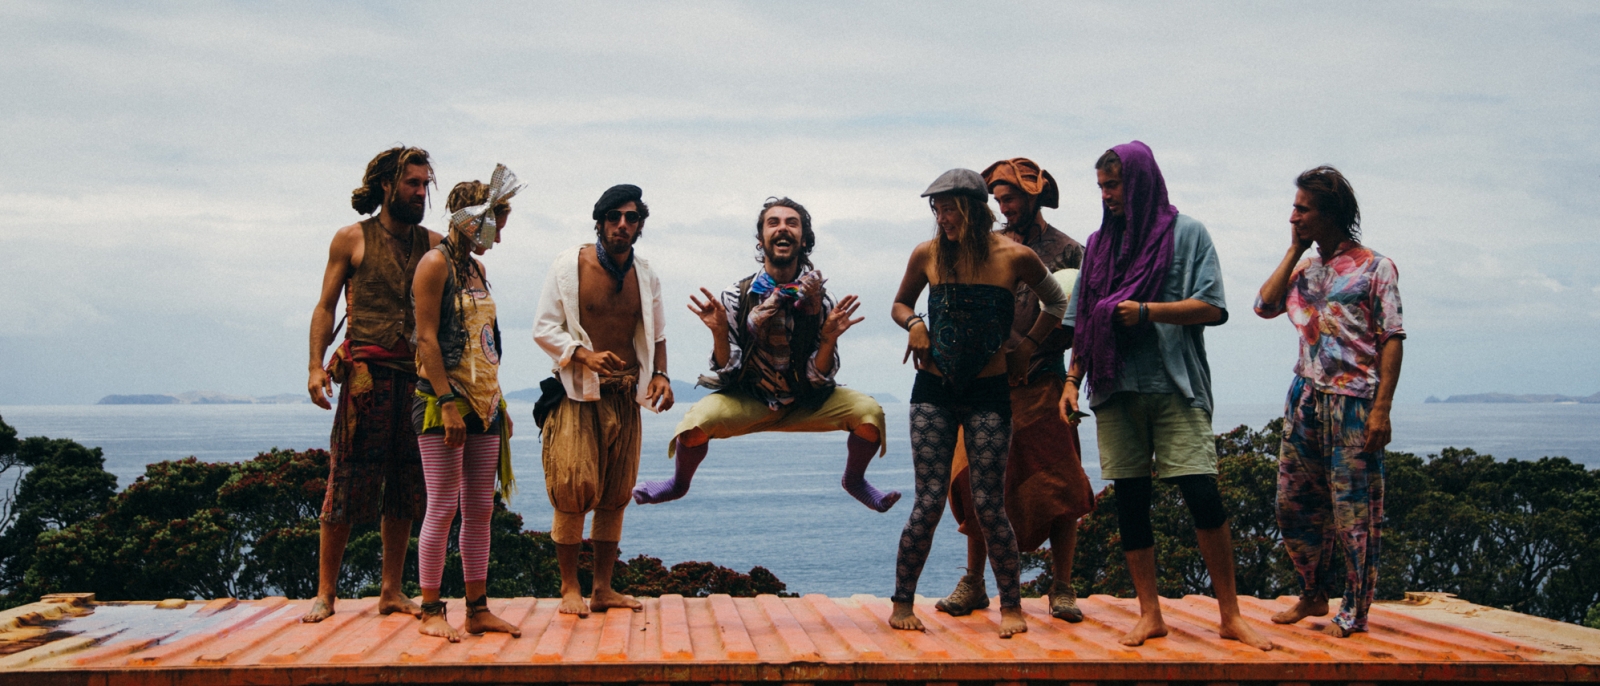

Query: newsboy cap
<box><xmin>920</xmin><ymin>169</ymin><xmax>988</xmax><ymax>201</ymax></box>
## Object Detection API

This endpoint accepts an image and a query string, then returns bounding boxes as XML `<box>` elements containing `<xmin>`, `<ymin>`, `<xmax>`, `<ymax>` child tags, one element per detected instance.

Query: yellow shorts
<box><xmin>669</xmin><ymin>387</ymin><xmax>887</xmax><ymax>458</ymax></box>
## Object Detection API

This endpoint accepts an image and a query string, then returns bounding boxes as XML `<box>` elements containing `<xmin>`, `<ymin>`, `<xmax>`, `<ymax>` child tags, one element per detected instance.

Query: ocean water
<box><xmin>3</xmin><ymin>401</ymin><xmax>1597</xmax><ymax>598</ymax></box>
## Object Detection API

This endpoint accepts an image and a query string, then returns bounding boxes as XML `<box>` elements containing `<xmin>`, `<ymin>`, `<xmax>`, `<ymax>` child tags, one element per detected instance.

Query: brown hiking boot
<box><xmin>934</xmin><ymin>573</ymin><xmax>990</xmax><ymax>616</ymax></box>
<box><xmin>1049</xmin><ymin>579</ymin><xmax>1084</xmax><ymax>623</ymax></box>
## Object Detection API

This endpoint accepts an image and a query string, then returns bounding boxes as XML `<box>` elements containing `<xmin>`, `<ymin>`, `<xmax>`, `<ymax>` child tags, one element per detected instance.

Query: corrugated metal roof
<box><xmin>2</xmin><ymin>591</ymin><xmax>1597</xmax><ymax>684</ymax></box>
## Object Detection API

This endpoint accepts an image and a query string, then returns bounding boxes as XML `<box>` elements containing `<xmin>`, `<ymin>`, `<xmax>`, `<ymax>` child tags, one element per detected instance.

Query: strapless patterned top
<box><xmin>929</xmin><ymin>283</ymin><xmax>1015</xmax><ymax>393</ymax></box>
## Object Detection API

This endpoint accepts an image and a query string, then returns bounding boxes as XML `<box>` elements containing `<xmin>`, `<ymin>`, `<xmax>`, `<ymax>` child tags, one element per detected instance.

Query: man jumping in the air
<box><xmin>633</xmin><ymin>197</ymin><xmax>897</xmax><ymax>512</ymax></box>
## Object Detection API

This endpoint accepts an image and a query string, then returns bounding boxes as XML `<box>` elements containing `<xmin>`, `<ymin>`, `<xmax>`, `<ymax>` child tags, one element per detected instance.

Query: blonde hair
<box><xmin>932</xmin><ymin>194</ymin><xmax>995</xmax><ymax>281</ymax></box>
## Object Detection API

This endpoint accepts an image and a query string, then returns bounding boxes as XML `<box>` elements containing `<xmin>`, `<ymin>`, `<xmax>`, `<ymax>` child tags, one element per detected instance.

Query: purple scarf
<box><xmin>1075</xmin><ymin>140</ymin><xmax>1178</xmax><ymax>394</ymax></box>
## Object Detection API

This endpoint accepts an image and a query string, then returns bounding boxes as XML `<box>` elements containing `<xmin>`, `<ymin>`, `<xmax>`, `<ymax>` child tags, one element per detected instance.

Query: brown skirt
<box><xmin>949</xmin><ymin>374</ymin><xmax>1095</xmax><ymax>552</ymax></box>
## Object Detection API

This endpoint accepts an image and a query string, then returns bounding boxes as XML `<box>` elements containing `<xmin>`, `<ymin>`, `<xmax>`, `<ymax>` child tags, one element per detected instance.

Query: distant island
<box><xmin>1425</xmin><ymin>392</ymin><xmax>1600</xmax><ymax>404</ymax></box>
<box><xmin>98</xmin><ymin>391</ymin><xmax>309</xmax><ymax>405</ymax></box>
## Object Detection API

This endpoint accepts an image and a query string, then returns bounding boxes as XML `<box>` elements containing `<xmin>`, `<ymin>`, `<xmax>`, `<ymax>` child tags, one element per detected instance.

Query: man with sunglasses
<box><xmin>632</xmin><ymin>197</ymin><xmax>897</xmax><ymax>513</ymax></box>
<box><xmin>533</xmin><ymin>184</ymin><xmax>674</xmax><ymax>617</ymax></box>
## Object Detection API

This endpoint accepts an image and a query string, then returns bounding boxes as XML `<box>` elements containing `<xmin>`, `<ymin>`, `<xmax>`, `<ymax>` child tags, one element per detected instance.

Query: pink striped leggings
<box><xmin>417</xmin><ymin>433</ymin><xmax>500</xmax><ymax>591</ymax></box>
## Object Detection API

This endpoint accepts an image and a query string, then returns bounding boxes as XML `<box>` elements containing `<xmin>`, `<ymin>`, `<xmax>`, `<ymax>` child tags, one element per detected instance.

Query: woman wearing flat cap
<box><xmin>886</xmin><ymin>168</ymin><xmax>1072</xmax><ymax>638</ymax></box>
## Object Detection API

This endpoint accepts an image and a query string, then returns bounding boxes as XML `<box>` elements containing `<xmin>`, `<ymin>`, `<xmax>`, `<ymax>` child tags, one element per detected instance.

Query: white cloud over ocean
<box><xmin>1</xmin><ymin>1</ymin><xmax>1597</xmax><ymax>405</ymax></box>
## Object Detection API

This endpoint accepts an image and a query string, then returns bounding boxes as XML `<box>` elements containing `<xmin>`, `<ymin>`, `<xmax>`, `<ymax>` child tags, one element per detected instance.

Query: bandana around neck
<box><xmin>594</xmin><ymin>239</ymin><xmax>634</xmax><ymax>293</ymax></box>
<box><xmin>748</xmin><ymin>269</ymin><xmax>825</xmax><ymax>335</ymax></box>
<box><xmin>750</xmin><ymin>270</ymin><xmax>824</xmax><ymax>310</ymax></box>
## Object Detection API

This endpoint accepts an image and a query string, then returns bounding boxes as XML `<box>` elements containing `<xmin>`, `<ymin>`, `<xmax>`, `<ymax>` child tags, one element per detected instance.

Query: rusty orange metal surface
<box><xmin>1</xmin><ymin>591</ymin><xmax>1597</xmax><ymax>685</ymax></box>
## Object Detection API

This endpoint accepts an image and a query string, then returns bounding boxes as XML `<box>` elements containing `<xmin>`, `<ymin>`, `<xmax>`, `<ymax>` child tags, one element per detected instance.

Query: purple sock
<box><xmin>632</xmin><ymin>436</ymin><xmax>708</xmax><ymax>504</ymax></box>
<box><xmin>842</xmin><ymin>433</ymin><xmax>900</xmax><ymax>512</ymax></box>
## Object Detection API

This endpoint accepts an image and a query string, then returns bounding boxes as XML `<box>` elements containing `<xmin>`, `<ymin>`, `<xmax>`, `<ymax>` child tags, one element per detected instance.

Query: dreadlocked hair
<box><xmin>443</xmin><ymin>180</ymin><xmax>493</xmax><ymax>291</ymax></box>
<box><xmin>932</xmin><ymin>194</ymin><xmax>995</xmax><ymax>282</ymax></box>
<box><xmin>351</xmin><ymin>146</ymin><xmax>433</xmax><ymax>215</ymax></box>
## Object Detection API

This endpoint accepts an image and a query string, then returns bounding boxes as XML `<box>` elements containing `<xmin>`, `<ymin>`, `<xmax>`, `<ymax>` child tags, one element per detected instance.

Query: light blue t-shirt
<box><xmin>1064</xmin><ymin>214</ymin><xmax>1228</xmax><ymax>414</ymax></box>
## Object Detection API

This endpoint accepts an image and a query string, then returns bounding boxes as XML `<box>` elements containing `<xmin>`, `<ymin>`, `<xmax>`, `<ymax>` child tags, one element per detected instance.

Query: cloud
<box><xmin>1</xmin><ymin>1</ymin><xmax>1598</xmax><ymax>403</ymax></box>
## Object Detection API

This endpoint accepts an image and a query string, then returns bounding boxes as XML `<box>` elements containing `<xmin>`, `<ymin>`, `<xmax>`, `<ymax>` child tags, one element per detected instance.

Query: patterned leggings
<box><xmin>417</xmin><ymin>433</ymin><xmax>500</xmax><ymax>591</ymax></box>
<box><xmin>893</xmin><ymin>402</ymin><xmax>1022</xmax><ymax>607</ymax></box>
<box><xmin>1278</xmin><ymin>376</ymin><xmax>1384</xmax><ymax>632</ymax></box>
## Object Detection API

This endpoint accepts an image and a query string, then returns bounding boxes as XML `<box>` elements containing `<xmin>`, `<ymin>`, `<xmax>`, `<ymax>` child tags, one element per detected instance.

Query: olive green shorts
<box><xmin>669</xmin><ymin>387</ymin><xmax>887</xmax><ymax>457</ymax></box>
<box><xmin>1094</xmin><ymin>391</ymin><xmax>1216</xmax><ymax>480</ymax></box>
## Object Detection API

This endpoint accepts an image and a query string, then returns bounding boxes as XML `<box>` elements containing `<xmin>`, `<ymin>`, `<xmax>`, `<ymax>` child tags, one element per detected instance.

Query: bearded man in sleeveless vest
<box><xmin>630</xmin><ymin>197</ymin><xmax>898</xmax><ymax>514</ymax></box>
<box><xmin>304</xmin><ymin>146</ymin><xmax>442</xmax><ymax>623</ymax></box>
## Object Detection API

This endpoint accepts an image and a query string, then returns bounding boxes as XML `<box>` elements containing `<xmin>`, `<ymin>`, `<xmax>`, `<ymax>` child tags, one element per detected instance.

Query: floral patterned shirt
<box><xmin>1255</xmin><ymin>244</ymin><xmax>1405</xmax><ymax>399</ymax></box>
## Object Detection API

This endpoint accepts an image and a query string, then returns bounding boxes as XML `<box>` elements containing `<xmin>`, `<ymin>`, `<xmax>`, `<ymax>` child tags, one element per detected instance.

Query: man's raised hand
<box><xmin>822</xmin><ymin>294</ymin><xmax>864</xmax><ymax>341</ymax></box>
<box><xmin>688</xmin><ymin>287</ymin><xmax>728</xmax><ymax>333</ymax></box>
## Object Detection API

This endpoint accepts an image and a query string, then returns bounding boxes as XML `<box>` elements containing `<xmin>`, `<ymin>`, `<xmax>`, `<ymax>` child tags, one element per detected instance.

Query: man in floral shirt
<box><xmin>1256</xmin><ymin>165</ymin><xmax>1405</xmax><ymax>637</ymax></box>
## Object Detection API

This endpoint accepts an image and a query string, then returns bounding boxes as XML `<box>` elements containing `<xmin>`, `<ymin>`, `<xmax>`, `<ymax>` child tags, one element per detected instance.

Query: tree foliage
<box><xmin>0</xmin><ymin>416</ymin><xmax>788</xmax><ymax>607</ymax></box>
<box><xmin>2</xmin><ymin>414</ymin><xmax>1593</xmax><ymax>623</ymax></box>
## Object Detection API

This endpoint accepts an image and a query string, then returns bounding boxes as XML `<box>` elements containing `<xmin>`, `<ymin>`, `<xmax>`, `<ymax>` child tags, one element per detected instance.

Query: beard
<box><xmin>1004</xmin><ymin>200</ymin><xmax>1038</xmax><ymax>235</ymax></box>
<box><xmin>596</xmin><ymin>226</ymin><xmax>640</xmax><ymax>255</ymax></box>
<box><xmin>762</xmin><ymin>244</ymin><xmax>798</xmax><ymax>268</ymax></box>
<box><xmin>388</xmin><ymin>198</ymin><xmax>426</xmax><ymax>225</ymax></box>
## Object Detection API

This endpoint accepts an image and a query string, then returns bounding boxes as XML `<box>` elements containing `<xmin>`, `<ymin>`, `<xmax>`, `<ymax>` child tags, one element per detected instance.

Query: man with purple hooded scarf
<box><xmin>1059</xmin><ymin>141</ymin><xmax>1274</xmax><ymax>651</ymax></box>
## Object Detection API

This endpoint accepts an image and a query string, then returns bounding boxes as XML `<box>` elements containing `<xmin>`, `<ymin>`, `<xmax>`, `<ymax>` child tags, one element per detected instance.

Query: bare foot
<box><xmin>418</xmin><ymin>612</ymin><xmax>461</xmax><ymax>642</ymax></box>
<box><xmin>998</xmin><ymin>606</ymin><xmax>1027</xmax><ymax>638</ymax></box>
<box><xmin>558</xmin><ymin>589</ymin><xmax>589</xmax><ymax>617</ymax></box>
<box><xmin>300</xmin><ymin>596</ymin><xmax>335</xmax><ymax>623</ymax></box>
<box><xmin>888</xmin><ymin>601</ymin><xmax>924</xmax><ymax>631</ymax></box>
<box><xmin>1220</xmin><ymin>614</ymin><xmax>1276</xmax><ymax>651</ymax></box>
<box><xmin>379</xmin><ymin>593</ymin><xmax>421</xmax><ymax>617</ymax></box>
<box><xmin>1322</xmin><ymin>621</ymin><xmax>1352</xmax><ymax>638</ymax></box>
<box><xmin>1271</xmin><ymin>595</ymin><xmax>1328</xmax><ymax>624</ymax></box>
<box><xmin>465</xmin><ymin>609</ymin><xmax>522</xmax><ymax>637</ymax></box>
<box><xmin>1120</xmin><ymin>613</ymin><xmax>1169</xmax><ymax>646</ymax></box>
<box><xmin>590</xmin><ymin>588</ymin><xmax>643</xmax><ymax>612</ymax></box>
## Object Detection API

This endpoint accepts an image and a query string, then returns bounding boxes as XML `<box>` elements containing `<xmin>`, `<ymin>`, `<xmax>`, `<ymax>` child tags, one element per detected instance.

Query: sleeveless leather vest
<box><xmin>347</xmin><ymin>218</ymin><xmax>426</xmax><ymax>350</ymax></box>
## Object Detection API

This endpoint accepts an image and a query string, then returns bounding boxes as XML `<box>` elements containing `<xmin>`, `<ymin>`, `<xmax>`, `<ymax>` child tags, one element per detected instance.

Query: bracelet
<box><xmin>1024</xmin><ymin>333</ymin><xmax>1043</xmax><ymax>347</ymax></box>
<box><xmin>652</xmin><ymin>370</ymin><xmax>669</xmax><ymax>379</ymax></box>
<box><xmin>1138</xmin><ymin>302</ymin><xmax>1149</xmax><ymax>325</ymax></box>
<box><xmin>904</xmin><ymin>314</ymin><xmax>926</xmax><ymax>331</ymax></box>
<box><xmin>436</xmin><ymin>392</ymin><xmax>460</xmax><ymax>405</ymax></box>
<box><xmin>1065</xmin><ymin>376</ymin><xmax>1082</xmax><ymax>386</ymax></box>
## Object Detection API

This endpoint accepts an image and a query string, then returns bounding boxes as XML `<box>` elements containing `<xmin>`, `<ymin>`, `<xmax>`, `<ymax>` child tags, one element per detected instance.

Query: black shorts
<box><xmin>909</xmin><ymin>370</ymin><xmax>1012</xmax><ymax>417</ymax></box>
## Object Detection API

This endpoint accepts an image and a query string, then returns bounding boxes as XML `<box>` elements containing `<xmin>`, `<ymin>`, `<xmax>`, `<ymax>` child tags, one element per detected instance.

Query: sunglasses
<box><xmin>605</xmin><ymin>210</ymin><xmax>642</xmax><ymax>224</ymax></box>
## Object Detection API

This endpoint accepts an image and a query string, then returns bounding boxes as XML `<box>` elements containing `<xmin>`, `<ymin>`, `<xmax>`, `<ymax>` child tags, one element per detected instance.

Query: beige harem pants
<box><xmin>541</xmin><ymin>370</ymin><xmax>641</xmax><ymax>545</ymax></box>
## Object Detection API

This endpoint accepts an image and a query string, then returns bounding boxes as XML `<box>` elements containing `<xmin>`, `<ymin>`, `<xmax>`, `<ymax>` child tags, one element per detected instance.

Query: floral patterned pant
<box><xmin>894</xmin><ymin>402</ymin><xmax>1021</xmax><ymax>608</ymax></box>
<box><xmin>1277</xmin><ymin>375</ymin><xmax>1384</xmax><ymax>632</ymax></box>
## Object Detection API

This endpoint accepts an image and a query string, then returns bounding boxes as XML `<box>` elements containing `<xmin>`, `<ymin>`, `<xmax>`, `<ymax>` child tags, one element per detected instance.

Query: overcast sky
<box><xmin>2</xmin><ymin>1</ymin><xmax>1596</xmax><ymax>406</ymax></box>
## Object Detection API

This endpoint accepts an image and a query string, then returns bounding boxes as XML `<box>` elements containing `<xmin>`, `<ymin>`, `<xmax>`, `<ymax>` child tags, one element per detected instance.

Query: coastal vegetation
<box><xmin>1</xmin><ymin>414</ymin><xmax>1596</xmax><ymax>628</ymax></box>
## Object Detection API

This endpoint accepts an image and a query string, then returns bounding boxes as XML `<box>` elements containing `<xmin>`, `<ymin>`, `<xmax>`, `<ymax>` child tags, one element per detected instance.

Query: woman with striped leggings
<box><xmin>410</xmin><ymin>166</ymin><xmax>523</xmax><ymax>641</ymax></box>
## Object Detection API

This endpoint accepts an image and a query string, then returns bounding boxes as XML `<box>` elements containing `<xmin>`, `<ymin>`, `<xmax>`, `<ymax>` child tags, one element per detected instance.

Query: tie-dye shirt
<box><xmin>1255</xmin><ymin>244</ymin><xmax>1404</xmax><ymax>399</ymax></box>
